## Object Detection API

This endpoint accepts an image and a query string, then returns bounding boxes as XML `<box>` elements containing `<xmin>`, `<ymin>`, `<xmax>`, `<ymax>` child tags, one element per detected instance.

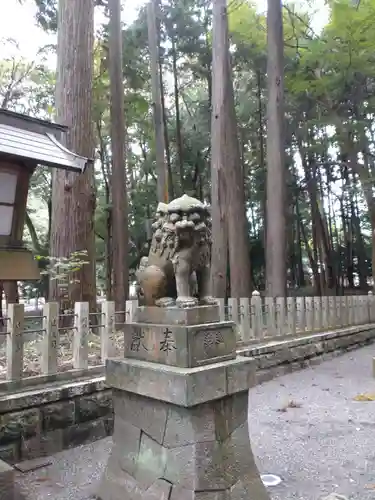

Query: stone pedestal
<box><xmin>98</xmin><ymin>306</ymin><xmax>270</xmax><ymax>500</ymax></box>
<box><xmin>0</xmin><ymin>460</ymin><xmax>14</xmax><ymax>500</ymax></box>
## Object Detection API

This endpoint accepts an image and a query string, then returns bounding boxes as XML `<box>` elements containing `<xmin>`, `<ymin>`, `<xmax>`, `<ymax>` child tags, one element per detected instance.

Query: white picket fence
<box><xmin>223</xmin><ymin>294</ymin><xmax>375</xmax><ymax>344</ymax></box>
<box><xmin>0</xmin><ymin>294</ymin><xmax>374</xmax><ymax>388</ymax></box>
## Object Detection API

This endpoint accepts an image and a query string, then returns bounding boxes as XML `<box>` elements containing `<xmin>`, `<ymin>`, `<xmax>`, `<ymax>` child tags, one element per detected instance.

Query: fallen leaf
<box><xmin>288</xmin><ymin>400</ymin><xmax>302</xmax><ymax>408</ymax></box>
<box><xmin>277</xmin><ymin>400</ymin><xmax>302</xmax><ymax>412</ymax></box>
<box><xmin>353</xmin><ymin>393</ymin><xmax>375</xmax><ymax>401</ymax></box>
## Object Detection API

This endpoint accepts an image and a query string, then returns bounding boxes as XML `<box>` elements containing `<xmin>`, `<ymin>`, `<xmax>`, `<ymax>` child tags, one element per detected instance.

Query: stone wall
<box><xmin>237</xmin><ymin>324</ymin><xmax>375</xmax><ymax>385</ymax></box>
<box><xmin>0</xmin><ymin>324</ymin><xmax>374</xmax><ymax>464</ymax></box>
<box><xmin>0</xmin><ymin>378</ymin><xmax>113</xmax><ymax>464</ymax></box>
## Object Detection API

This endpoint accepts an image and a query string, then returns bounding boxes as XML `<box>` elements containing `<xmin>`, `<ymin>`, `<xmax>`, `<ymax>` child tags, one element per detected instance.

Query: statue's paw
<box><xmin>176</xmin><ymin>296</ymin><xmax>199</xmax><ymax>308</ymax></box>
<box><xmin>155</xmin><ymin>297</ymin><xmax>176</xmax><ymax>308</ymax></box>
<box><xmin>200</xmin><ymin>296</ymin><xmax>218</xmax><ymax>306</ymax></box>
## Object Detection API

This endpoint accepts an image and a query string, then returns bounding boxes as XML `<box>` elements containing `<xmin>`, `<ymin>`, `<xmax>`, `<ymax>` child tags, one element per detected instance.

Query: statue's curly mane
<box><xmin>150</xmin><ymin>209</ymin><xmax>211</xmax><ymax>270</ymax></box>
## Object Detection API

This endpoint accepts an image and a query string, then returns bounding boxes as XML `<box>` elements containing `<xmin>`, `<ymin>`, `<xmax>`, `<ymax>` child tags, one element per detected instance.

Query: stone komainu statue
<box><xmin>136</xmin><ymin>194</ymin><xmax>216</xmax><ymax>308</ymax></box>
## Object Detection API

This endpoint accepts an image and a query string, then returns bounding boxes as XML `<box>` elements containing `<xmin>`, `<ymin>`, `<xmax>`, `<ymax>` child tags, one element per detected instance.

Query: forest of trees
<box><xmin>1</xmin><ymin>0</ymin><xmax>375</xmax><ymax>309</ymax></box>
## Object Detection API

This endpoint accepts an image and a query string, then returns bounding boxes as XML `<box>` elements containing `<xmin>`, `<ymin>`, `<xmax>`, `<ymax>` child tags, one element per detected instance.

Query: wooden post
<box><xmin>358</xmin><ymin>296</ymin><xmax>365</xmax><ymax>324</ymax></box>
<box><xmin>352</xmin><ymin>296</ymin><xmax>359</xmax><ymax>325</ymax></box>
<box><xmin>251</xmin><ymin>292</ymin><xmax>263</xmax><ymax>339</ymax></box>
<box><xmin>101</xmin><ymin>300</ymin><xmax>116</xmax><ymax>361</ymax></box>
<box><xmin>276</xmin><ymin>297</ymin><xmax>285</xmax><ymax>336</ymax></box>
<box><xmin>6</xmin><ymin>303</ymin><xmax>24</xmax><ymax>381</ymax></box>
<box><xmin>305</xmin><ymin>297</ymin><xmax>313</xmax><ymax>332</ymax></box>
<box><xmin>328</xmin><ymin>296</ymin><xmax>336</xmax><ymax>328</ymax></box>
<box><xmin>341</xmin><ymin>296</ymin><xmax>348</xmax><ymax>327</ymax></box>
<box><xmin>295</xmin><ymin>296</ymin><xmax>305</xmax><ymax>333</ymax></box>
<box><xmin>347</xmin><ymin>295</ymin><xmax>353</xmax><ymax>326</ymax></box>
<box><xmin>73</xmin><ymin>302</ymin><xmax>89</xmax><ymax>369</ymax></box>
<box><xmin>321</xmin><ymin>295</ymin><xmax>329</xmax><ymax>330</ymax></box>
<box><xmin>313</xmin><ymin>296</ymin><xmax>322</xmax><ymax>332</ymax></box>
<box><xmin>228</xmin><ymin>298</ymin><xmax>239</xmax><ymax>326</ymax></box>
<box><xmin>360</xmin><ymin>295</ymin><xmax>365</xmax><ymax>324</ymax></box>
<box><xmin>265</xmin><ymin>297</ymin><xmax>276</xmax><ymax>337</ymax></box>
<box><xmin>239</xmin><ymin>298</ymin><xmax>251</xmax><ymax>342</ymax></box>
<box><xmin>41</xmin><ymin>302</ymin><xmax>59</xmax><ymax>375</ymax></box>
<box><xmin>364</xmin><ymin>295</ymin><xmax>371</xmax><ymax>324</ymax></box>
<box><xmin>217</xmin><ymin>298</ymin><xmax>226</xmax><ymax>322</ymax></box>
<box><xmin>335</xmin><ymin>295</ymin><xmax>342</xmax><ymax>328</ymax></box>
<box><xmin>358</xmin><ymin>296</ymin><xmax>363</xmax><ymax>324</ymax></box>
<box><xmin>126</xmin><ymin>299</ymin><xmax>138</xmax><ymax>324</ymax></box>
<box><xmin>287</xmin><ymin>297</ymin><xmax>296</xmax><ymax>337</ymax></box>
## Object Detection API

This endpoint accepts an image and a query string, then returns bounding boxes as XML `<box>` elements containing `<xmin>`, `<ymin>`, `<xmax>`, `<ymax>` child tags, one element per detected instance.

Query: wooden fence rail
<box><xmin>1</xmin><ymin>294</ymin><xmax>375</xmax><ymax>385</ymax></box>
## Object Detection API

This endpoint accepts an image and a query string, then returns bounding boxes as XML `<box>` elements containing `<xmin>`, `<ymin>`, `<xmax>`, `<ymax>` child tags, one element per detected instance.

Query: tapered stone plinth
<box><xmin>0</xmin><ymin>460</ymin><xmax>14</xmax><ymax>500</ymax></box>
<box><xmin>97</xmin><ymin>306</ymin><xmax>270</xmax><ymax>500</ymax></box>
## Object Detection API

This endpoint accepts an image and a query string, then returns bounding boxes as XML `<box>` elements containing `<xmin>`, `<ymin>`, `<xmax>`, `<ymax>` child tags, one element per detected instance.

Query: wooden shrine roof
<box><xmin>0</xmin><ymin>109</ymin><xmax>92</xmax><ymax>172</ymax></box>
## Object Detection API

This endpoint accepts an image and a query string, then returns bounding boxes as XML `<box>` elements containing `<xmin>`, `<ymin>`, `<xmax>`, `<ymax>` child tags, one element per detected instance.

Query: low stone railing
<box><xmin>0</xmin><ymin>302</ymin><xmax>374</xmax><ymax>465</ymax></box>
<box><xmin>0</xmin><ymin>294</ymin><xmax>375</xmax><ymax>390</ymax></box>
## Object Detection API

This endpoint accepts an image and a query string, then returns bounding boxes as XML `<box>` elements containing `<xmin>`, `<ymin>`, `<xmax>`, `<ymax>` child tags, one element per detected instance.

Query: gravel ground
<box><xmin>14</xmin><ymin>344</ymin><xmax>375</xmax><ymax>500</ymax></box>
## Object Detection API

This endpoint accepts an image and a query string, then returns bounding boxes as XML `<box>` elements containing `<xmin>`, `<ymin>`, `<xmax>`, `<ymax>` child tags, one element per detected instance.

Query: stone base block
<box><xmin>135</xmin><ymin>305</ymin><xmax>220</xmax><ymax>325</ymax></box>
<box><xmin>372</xmin><ymin>357</ymin><xmax>375</xmax><ymax>378</ymax></box>
<box><xmin>123</xmin><ymin>320</ymin><xmax>236</xmax><ymax>368</ymax></box>
<box><xmin>106</xmin><ymin>356</ymin><xmax>255</xmax><ymax>407</ymax></box>
<box><xmin>0</xmin><ymin>460</ymin><xmax>14</xmax><ymax>500</ymax></box>
<box><xmin>97</xmin><ymin>389</ymin><xmax>269</xmax><ymax>500</ymax></box>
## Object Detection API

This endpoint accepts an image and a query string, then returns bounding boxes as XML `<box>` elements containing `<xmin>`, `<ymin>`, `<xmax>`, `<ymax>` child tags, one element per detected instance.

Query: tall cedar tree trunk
<box><xmin>157</xmin><ymin>12</ymin><xmax>174</xmax><ymax>200</ymax></box>
<box><xmin>108</xmin><ymin>0</ymin><xmax>129</xmax><ymax>310</ymax></box>
<box><xmin>343</xmin><ymin>128</ymin><xmax>375</xmax><ymax>290</ymax></box>
<box><xmin>171</xmin><ymin>36</ymin><xmax>184</xmax><ymax>192</ymax></box>
<box><xmin>265</xmin><ymin>0</ymin><xmax>287</xmax><ymax>297</ymax></box>
<box><xmin>50</xmin><ymin>0</ymin><xmax>96</xmax><ymax>309</ymax></box>
<box><xmin>159</xmin><ymin>59</ymin><xmax>174</xmax><ymax>199</ymax></box>
<box><xmin>97</xmin><ymin>122</ymin><xmax>113</xmax><ymax>298</ymax></box>
<box><xmin>257</xmin><ymin>69</ymin><xmax>266</xmax><ymax>249</ymax></box>
<box><xmin>224</xmin><ymin>54</ymin><xmax>252</xmax><ymax>297</ymax></box>
<box><xmin>147</xmin><ymin>0</ymin><xmax>168</xmax><ymax>203</ymax></box>
<box><xmin>210</xmin><ymin>0</ymin><xmax>228</xmax><ymax>298</ymax></box>
<box><xmin>211</xmin><ymin>0</ymin><xmax>252</xmax><ymax>298</ymax></box>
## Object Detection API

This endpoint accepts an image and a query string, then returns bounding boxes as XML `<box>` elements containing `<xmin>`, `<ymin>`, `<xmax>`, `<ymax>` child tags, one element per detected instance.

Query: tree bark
<box><xmin>97</xmin><ymin>122</ymin><xmax>113</xmax><ymax>299</ymax></box>
<box><xmin>147</xmin><ymin>0</ymin><xmax>168</xmax><ymax>203</ymax></box>
<box><xmin>265</xmin><ymin>0</ymin><xmax>287</xmax><ymax>297</ymax></box>
<box><xmin>257</xmin><ymin>69</ymin><xmax>266</xmax><ymax>248</ymax></box>
<box><xmin>50</xmin><ymin>0</ymin><xmax>96</xmax><ymax>310</ymax></box>
<box><xmin>224</xmin><ymin>55</ymin><xmax>252</xmax><ymax>297</ymax></box>
<box><xmin>210</xmin><ymin>0</ymin><xmax>229</xmax><ymax>298</ymax></box>
<box><xmin>108</xmin><ymin>0</ymin><xmax>129</xmax><ymax>310</ymax></box>
<box><xmin>172</xmin><ymin>36</ymin><xmax>184</xmax><ymax>192</ymax></box>
<box><xmin>159</xmin><ymin>59</ymin><xmax>174</xmax><ymax>199</ymax></box>
<box><xmin>211</xmin><ymin>0</ymin><xmax>252</xmax><ymax>298</ymax></box>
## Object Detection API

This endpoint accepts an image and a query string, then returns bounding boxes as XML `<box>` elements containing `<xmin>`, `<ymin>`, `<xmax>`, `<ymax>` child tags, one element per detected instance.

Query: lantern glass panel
<box><xmin>0</xmin><ymin>170</ymin><xmax>18</xmax><ymax>237</ymax></box>
<box><xmin>0</xmin><ymin>171</ymin><xmax>17</xmax><ymax>204</ymax></box>
<box><xmin>0</xmin><ymin>205</ymin><xmax>14</xmax><ymax>236</ymax></box>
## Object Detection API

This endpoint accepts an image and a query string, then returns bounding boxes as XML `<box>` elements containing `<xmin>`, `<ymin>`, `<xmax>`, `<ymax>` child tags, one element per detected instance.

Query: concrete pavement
<box><xmin>14</xmin><ymin>344</ymin><xmax>375</xmax><ymax>500</ymax></box>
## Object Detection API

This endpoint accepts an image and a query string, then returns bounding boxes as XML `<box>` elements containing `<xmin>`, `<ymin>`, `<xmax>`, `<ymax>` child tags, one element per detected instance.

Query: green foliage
<box><xmin>36</xmin><ymin>251</ymin><xmax>90</xmax><ymax>299</ymax></box>
<box><xmin>32</xmin><ymin>0</ymin><xmax>108</xmax><ymax>32</ymax></box>
<box><xmin>5</xmin><ymin>0</ymin><xmax>375</xmax><ymax>295</ymax></box>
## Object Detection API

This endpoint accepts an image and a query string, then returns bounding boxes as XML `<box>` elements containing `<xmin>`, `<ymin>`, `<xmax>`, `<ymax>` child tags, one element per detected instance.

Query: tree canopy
<box><xmin>2</xmin><ymin>0</ymin><xmax>374</xmax><ymax>301</ymax></box>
